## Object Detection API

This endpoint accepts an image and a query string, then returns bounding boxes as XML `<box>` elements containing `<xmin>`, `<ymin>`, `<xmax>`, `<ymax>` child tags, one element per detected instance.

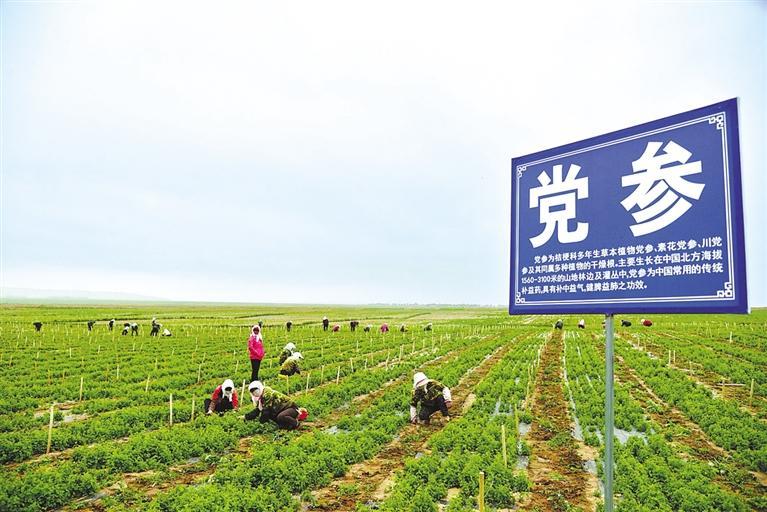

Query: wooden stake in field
<box><xmin>750</xmin><ymin>378</ymin><xmax>755</xmax><ymax>402</ymax></box>
<box><xmin>501</xmin><ymin>424</ymin><xmax>508</xmax><ymax>467</ymax></box>
<box><xmin>169</xmin><ymin>394</ymin><xmax>174</xmax><ymax>427</ymax></box>
<box><xmin>197</xmin><ymin>362</ymin><xmax>203</xmax><ymax>383</ymax></box>
<box><xmin>191</xmin><ymin>396</ymin><xmax>196</xmax><ymax>422</ymax></box>
<box><xmin>285</xmin><ymin>374</ymin><xmax>290</xmax><ymax>394</ymax></box>
<box><xmin>321</xmin><ymin>365</ymin><xmax>325</xmax><ymax>382</ymax></box>
<box><xmin>145</xmin><ymin>375</ymin><xmax>151</xmax><ymax>392</ymax></box>
<box><xmin>306</xmin><ymin>372</ymin><xmax>311</xmax><ymax>392</ymax></box>
<box><xmin>478</xmin><ymin>471</ymin><xmax>485</xmax><ymax>512</ymax></box>
<box><xmin>79</xmin><ymin>376</ymin><xmax>84</xmax><ymax>402</ymax></box>
<box><xmin>241</xmin><ymin>379</ymin><xmax>247</xmax><ymax>401</ymax></box>
<box><xmin>46</xmin><ymin>404</ymin><xmax>55</xmax><ymax>454</ymax></box>
<box><xmin>336</xmin><ymin>366</ymin><xmax>341</xmax><ymax>384</ymax></box>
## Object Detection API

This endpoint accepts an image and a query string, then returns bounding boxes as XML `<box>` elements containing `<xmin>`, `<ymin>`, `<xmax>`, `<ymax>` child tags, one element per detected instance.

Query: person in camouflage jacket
<box><xmin>244</xmin><ymin>381</ymin><xmax>307</xmax><ymax>429</ymax></box>
<box><xmin>278</xmin><ymin>342</ymin><xmax>296</xmax><ymax>365</ymax></box>
<box><xmin>410</xmin><ymin>372</ymin><xmax>452</xmax><ymax>424</ymax></box>
<box><xmin>279</xmin><ymin>352</ymin><xmax>303</xmax><ymax>376</ymax></box>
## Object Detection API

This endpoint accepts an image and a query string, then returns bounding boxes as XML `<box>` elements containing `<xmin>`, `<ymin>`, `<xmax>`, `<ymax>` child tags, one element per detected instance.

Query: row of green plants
<box><xmin>138</xmin><ymin>329</ymin><xmax>522</xmax><ymax>511</ymax></box>
<box><xmin>374</xmin><ymin>334</ymin><xmax>542</xmax><ymax>511</ymax></box>
<box><xmin>625</xmin><ymin>330</ymin><xmax>766</xmax><ymax>403</ymax></box>
<box><xmin>616</xmin><ymin>337</ymin><xmax>767</xmax><ymax>472</ymax></box>
<box><xmin>0</xmin><ymin>326</ymin><xmax>460</xmax><ymax>460</ymax></box>
<box><xmin>563</xmin><ymin>330</ymin><xmax>755</xmax><ymax>511</ymax></box>
<box><xmin>0</xmin><ymin>325</ymin><xmax>514</xmax><ymax>511</ymax></box>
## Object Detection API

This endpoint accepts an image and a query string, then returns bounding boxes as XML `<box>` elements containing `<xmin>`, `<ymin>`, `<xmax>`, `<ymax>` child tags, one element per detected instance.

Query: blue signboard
<box><xmin>510</xmin><ymin>99</ymin><xmax>747</xmax><ymax>314</ymax></box>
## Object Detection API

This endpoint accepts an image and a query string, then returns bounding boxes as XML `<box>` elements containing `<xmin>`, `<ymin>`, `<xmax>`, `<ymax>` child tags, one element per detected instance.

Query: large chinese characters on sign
<box><xmin>510</xmin><ymin>99</ymin><xmax>747</xmax><ymax>314</ymax></box>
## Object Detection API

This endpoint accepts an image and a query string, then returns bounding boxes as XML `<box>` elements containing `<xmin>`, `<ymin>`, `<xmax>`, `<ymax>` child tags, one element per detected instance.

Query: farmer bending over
<box><xmin>322</xmin><ymin>316</ymin><xmax>329</xmax><ymax>331</ymax></box>
<box><xmin>621</xmin><ymin>319</ymin><xmax>632</xmax><ymax>327</ymax></box>
<box><xmin>278</xmin><ymin>342</ymin><xmax>296</xmax><ymax>365</ymax></box>
<box><xmin>410</xmin><ymin>372</ymin><xmax>452</xmax><ymax>425</ymax></box>
<box><xmin>578</xmin><ymin>319</ymin><xmax>585</xmax><ymax>329</ymax></box>
<box><xmin>108</xmin><ymin>319</ymin><xmax>115</xmax><ymax>331</ymax></box>
<box><xmin>33</xmin><ymin>322</ymin><xmax>43</xmax><ymax>332</ymax></box>
<box><xmin>205</xmin><ymin>379</ymin><xmax>239</xmax><ymax>415</ymax></box>
<box><xmin>286</xmin><ymin>321</ymin><xmax>292</xmax><ymax>332</ymax></box>
<box><xmin>554</xmin><ymin>319</ymin><xmax>564</xmax><ymax>330</ymax></box>
<box><xmin>279</xmin><ymin>352</ymin><xmax>303</xmax><ymax>376</ymax></box>
<box><xmin>244</xmin><ymin>381</ymin><xmax>308</xmax><ymax>430</ymax></box>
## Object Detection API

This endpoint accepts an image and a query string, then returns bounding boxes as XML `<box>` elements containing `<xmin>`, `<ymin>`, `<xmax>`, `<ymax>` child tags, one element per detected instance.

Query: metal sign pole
<box><xmin>604</xmin><ymin>313</ymin><xmax>614</xmax><ymax>512</ymax></box>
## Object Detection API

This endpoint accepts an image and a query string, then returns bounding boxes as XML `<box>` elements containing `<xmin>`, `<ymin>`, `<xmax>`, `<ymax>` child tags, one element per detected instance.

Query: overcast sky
<box><xmin>1</xmin><ymin>1</ymin><xmax>765</xmax><ymax>306</ymax></box>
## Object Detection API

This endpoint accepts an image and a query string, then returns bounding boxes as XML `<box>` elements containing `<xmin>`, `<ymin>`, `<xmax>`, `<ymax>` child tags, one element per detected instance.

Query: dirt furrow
<box><xmin>308</xmin><ymin>342</ymin><xmax>514</xmax><ymax>511</ymax></box>
<box><xmin>520</xmin><ymin>331</ymin><xmax>596</xmax><ymax>512</ymax></box>
<box><xmin>68</xmin><ymin>338</ymin><xmax>493</xmax><ymax>511</ymax></box>
<box><xmin>614</xmin><ymin>352</ymin><xmax>767</xmax><ymax>495</ymax></box>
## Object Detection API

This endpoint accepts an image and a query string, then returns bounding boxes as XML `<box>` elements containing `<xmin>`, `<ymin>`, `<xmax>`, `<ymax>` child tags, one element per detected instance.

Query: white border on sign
<box><xmin>514</xmin><ymin>113</ymin><xmax>734</xmax><ymax>307</ymax></box>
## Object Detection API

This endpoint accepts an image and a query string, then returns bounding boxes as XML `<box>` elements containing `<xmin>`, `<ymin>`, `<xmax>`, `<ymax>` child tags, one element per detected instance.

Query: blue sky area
<box><xmin>1</xmin><ymin>1</ymin><xmax>765</xmax><ymax>306</ymax></box>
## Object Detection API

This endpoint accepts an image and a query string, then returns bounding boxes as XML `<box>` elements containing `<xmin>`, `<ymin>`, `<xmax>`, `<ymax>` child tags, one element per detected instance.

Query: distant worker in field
<box><xmin>122</xmin><ymin>323</ymin><xmax>131</xmax><ymax>336</ymax></box>
<box><xmin>641</xmin><ymin>318</ymin><xmax>653</xmax><ymax>327</ymax></box>
<box><xmin>258</xmin><ymin>320</ymin><xmax>263</xmax><ymax>329</ymax></box>
<box><xmin>279</xmin><ymin>352</ymin><xmax>303</xmax><ymax>376</ymax></box>
<box><xmin>33</xmin><ymin>322</ymin><xmax>43</xmax><ymax>332</ymax></box>
<box><xmin>424</xmin><ymin>323</ymin><xmax>433</xmax><ymax>331</ymax></box>
<box><xmin>350</xmin><ymin>320</ymin><xmax>359</xmax><ymax>332</ymax></box>
<box><xmin>400</xmin><ymin>324</ymin><xmax>407</xmax><ymax>333</ymax></box>
<box><xmin>332</xmin><ymin>324</ymin><xmax>340</xmax><ymax>332</ymax></box>
<box><xmin>554</xmin><ymin>320</ymin><xmax>564</xmax><ymax>330</ymax></box>
<box><xmin>248</xmin><ymin>324</ymin><xmax>265</xmax><ymax>381</ymax></box>
<box><xmin>578</xmin><ymin>319</ymin><xmax>585</xmax><ymax>329</ymax></box>
<box><xmin>279</xmin><ymin>342</ymin><xmax>296</xmax><ymax>365</ymax></box>
<box><xmin>87</xmin><ymin>321</ymin><xmax>96</xmax><ymax>332</ymax></box>
<box><xmin>130</xmin><ymin>323</ymin><xmax>139</xmax><ymax>336</ymax></box>
<box><xmin>162</xmin><ymin>328</ymin><xmax>172</xmax><ymax>336</ymax></box>
<box><xmin>380</xmin><ymin>323</ymin><xmax>389</xmax><ymax>333</ymax></box>
<box><xmin>363</xmin><ymin>325</ymin><xmax>372</xmax><ymax>332</ymax></box>
<box><xmin>286</xmin><ymin>321</ymin><xmax>292</xmax><ymax>332</ymax></box>
<box><xmin>108</xmin><ymin>319</ymin><xmax>115</xmax><ymax>331</ymax></box>
<box><xmin>244</xmin><ymin>381</ymin><xmax>308</xmax><ymax>430</ymax></box>
<box><xmin>322</xmin><ymin>316</ymin><xmax>329</xmax><ymax>331</ymax></box>
<box><xmin>150</xmin><ymin>318</ymin><xmax>162</xmax><ymax>337</ymax></box>
<box><xmin>410</xmin><ymin>372</ymin><xmax>452</xmax><ymax>425</ymax></box>
<box><xmin>205</xmin><ymin>379</ymin><xmax>239</xmax><ymax>415</ymax></box>
<box><xmin>621</xmin><ymin>319</ymin><xmax>632</xmax><ymax>327</ymax></box>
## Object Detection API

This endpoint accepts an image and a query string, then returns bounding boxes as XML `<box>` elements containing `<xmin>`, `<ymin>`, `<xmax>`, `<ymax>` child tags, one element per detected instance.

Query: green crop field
<box><xmin>0</xmin><ymin>304</ymin><xmax>765</xmax><ymax>512</ymax></box>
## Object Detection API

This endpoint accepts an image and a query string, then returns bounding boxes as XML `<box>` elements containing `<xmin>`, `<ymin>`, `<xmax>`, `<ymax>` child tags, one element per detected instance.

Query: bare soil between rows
<box><xmin>519</xmin><ymin>331</ymin><xmax>597</xmax><ymax>512</ymax></box>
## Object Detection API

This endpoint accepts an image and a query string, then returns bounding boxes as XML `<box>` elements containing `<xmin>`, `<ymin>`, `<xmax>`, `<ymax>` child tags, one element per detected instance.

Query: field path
<box><xmin>307</xmin><ymin>342</ymin><xmax>514</xmax><ymax>511</ymax></box>
<box><xmin>519</xmin><ymin>330</ymin><xmax>597</xmax><ymax>512</ymax></box>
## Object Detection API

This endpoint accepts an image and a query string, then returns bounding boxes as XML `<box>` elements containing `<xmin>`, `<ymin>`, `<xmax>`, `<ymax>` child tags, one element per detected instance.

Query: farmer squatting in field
<box><xmin>205</xmin><ymin>379</ymin><xmax>239</xmax><ymax>415</ymax></box>
<box><xmin>410</xmin><ymin>372</ymin><xmax>452</xmax><ymax>425</ymax></box>
<box><xmin>245</xmin><ymin>380</ymin><xmax>308</xmax><ymax>430</ymax></box>
<box><xmin>279</xmin><ymin>352</ymin><xmax>303</xmax><ymax>376</ymax></box>
<box><xmin>278</xmin><ymin>342</ymin><xmax>296</xmax><ymax>365</ymax></box>
<box><xmin>248</xmin><ymin>324</ymin><xmax>264</xmax><ymax>381</ymax></box>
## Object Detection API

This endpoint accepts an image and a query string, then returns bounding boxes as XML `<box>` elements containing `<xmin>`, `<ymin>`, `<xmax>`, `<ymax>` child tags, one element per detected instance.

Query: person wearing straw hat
<box><xmin>410</xmin><ymin>372</ymin><xmax>452</xmax><ymax>425</ymax></box>
<box><xmin>245</xmin><ymin>381</ymin><xmax>308</xmax><ymax>430</ymax></box>
<box><xmin>205</xmin><ymin>379</ymin><xmax>239</xmax><ymax>415</ymax></box>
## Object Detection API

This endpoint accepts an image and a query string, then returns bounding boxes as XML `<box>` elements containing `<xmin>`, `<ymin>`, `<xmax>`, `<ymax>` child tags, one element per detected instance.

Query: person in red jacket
<box><xmin>205</xmin><ymin>379</ymin><xmax>239</xmax><ymax>415</ymax></box>
<box><xmin>380</xmin><ymin>323</ymin><xmax>389</xmax><ymax>333</ymax></box>
<box><xmin>248</xmin><ymin>325</ymin><xmax>265</xmax><ymax>381</ymax></box>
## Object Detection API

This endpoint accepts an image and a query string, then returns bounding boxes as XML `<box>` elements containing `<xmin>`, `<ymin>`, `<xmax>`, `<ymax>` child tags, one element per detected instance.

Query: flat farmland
<box><xmin>0</xmin><ymin>305</ymin><xmax>765</xmax><ymax>512</ymax></box>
